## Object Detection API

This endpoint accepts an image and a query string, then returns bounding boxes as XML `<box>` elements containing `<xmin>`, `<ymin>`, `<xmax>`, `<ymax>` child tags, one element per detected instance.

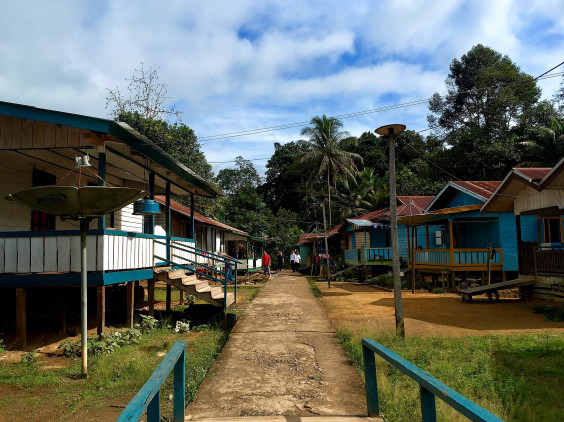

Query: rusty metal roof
<box><xmin>449</xmin><ymin>181</ymin><xmax>501</xmax><ymax>200</ymax></box>
<box><xmin>514</xmin><ymin>167</ymin><xmax>551</xmax><ymax>181</ymax></box>
<box><xmin>154</xmin><ymin>196</ymin><xmax>248</xmax><ymax>236</ymax></box>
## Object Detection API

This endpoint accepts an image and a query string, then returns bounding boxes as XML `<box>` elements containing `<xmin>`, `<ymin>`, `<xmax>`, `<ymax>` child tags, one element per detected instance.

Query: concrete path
<box><xmin>186</xmin><ymin>271</ymin><xmax>376</xmax><ymax>420</ymax></box>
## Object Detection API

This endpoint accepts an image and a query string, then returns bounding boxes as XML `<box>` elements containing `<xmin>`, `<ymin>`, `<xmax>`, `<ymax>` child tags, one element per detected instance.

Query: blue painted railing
<box><xmin>362</xmin><ymin>338</ymin><xmax>503</xmax><ymax>422</ymax></box>
<box><xmin>117</xmin><ymin>341</ymin><xmax>186</xmax><ymax>422</ymax></box>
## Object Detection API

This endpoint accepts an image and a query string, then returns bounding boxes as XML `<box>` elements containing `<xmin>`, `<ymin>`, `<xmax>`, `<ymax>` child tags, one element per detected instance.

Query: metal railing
<box><xmin>154</xmin><ymin>240</ymin><xmax>240</xmax><ymax>310</ymax></box>
<box><xmin>414</xmin><ymin>248</ymin><xmax>503</xmax><ymax>269</ymax></box>
<box><xmin>117</xmin><ymin>341</ymin><xmax>186</xmax><ymax>422</ymax></box>
<box><xmin>362</xmin><ymin>338</ymin><xmax>503</xmax><ymax>422</ymax></box>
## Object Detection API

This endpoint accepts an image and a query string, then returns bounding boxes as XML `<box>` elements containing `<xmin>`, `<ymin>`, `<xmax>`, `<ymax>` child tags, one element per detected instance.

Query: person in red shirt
<box><xmin>262</xmin><ymin>251</ymin><xmax>271</xmax><ymax>279</ymax></box>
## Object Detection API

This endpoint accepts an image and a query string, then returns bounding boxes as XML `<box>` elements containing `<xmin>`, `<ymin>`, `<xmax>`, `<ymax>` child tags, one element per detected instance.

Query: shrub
<box><xmin>533</xmin><ymin>304</ymin><xmax>564</xmax><ymax>322</ymax></box>
<box><xmin>58</xmin><ymin>328</ymin><xmax>142</xmax><ymax>358</ymax></box>
<box><xmin>21</xmin><ymin>351</ymin><xmax>39</xmax><ymax>364</ymax></box>
<box><xmin>342</xmin><ymin>269</ymin><xmax>354</xmax><ymax>279</ymax></box>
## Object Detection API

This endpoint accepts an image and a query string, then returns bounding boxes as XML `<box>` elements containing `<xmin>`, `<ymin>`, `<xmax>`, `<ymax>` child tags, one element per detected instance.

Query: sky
<box><xmin>1</xmin><ymin>0</ymin><xmax>564</xmax><ymax>178</ymax></box>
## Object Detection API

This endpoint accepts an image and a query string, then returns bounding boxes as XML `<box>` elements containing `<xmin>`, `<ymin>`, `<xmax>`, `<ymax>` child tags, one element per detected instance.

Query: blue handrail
<box><xmin>362</xmin><ymin>338</ymin><xmax>503</xmax><ymax>422</ymax></box>
<box><xmin>117</xmin><ymin>341</ymin><xmax>186</xmax><ymax>422</ymax></box>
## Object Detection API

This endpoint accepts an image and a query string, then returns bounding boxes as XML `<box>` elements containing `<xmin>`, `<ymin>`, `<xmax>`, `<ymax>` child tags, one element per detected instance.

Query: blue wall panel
<box><xmin>370</xmin><ymin>229</ymin><xmax>389</xmax><ymax>248</ymax></box>
<box><xmin>519</xmin><ymin>215</ymin><xmax>538</xmax><ymax>242</ymax></box>
<box><xmin>498</xmin><ymin>212</ymin><xmax>518</xmax><ymax>271</ymax></box>
<box><xmin>448</xmin><ymin>191</ymin><xmax>483</xmax><ymax>207</ymax></box>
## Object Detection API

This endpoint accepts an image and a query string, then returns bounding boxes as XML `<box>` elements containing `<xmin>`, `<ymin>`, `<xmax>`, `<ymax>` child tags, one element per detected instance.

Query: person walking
<box><xmin>262</xmin><ymin>250</ymin><xmax>271</xmax><ymax>279</ymax></box>
<box><xmin>277</xmin><ymin>251</ymin><xmax>284</xmax><ymax>272</ymax></box>
<box><xmin>294</xmin><ymin>252</ymin><xmax>301</xmax><ymax>272</ymax></box>
<box><xmin>290</xmin><ymin>250</ymin><xmax>296</xmax><ymax>272</ymax></box>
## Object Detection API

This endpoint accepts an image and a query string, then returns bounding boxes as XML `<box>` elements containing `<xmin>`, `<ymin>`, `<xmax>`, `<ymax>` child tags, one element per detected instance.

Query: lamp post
<box><xmin>375</xmin><ymin>124</ymin><xmax>406</xmax><ymax>338</ymax></box>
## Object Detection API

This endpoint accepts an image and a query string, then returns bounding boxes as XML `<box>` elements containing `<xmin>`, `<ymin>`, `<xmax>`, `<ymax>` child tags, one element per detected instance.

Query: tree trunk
<box><xmin>327</xmin><ymin>171</ymin><xmax>332</xmax><ymax>227</ymax></box>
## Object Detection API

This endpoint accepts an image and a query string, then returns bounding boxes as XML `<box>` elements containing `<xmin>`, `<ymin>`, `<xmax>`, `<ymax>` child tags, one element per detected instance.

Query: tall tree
<box><xmin>261</xmin><ymin>140</ymin><xmax>313</xmax><ymax>213</ymax></box>
<box><xmin>299</xmin><ymin>115</ymin><xmax>363</xmax><ymax>225</ymax></box>
<box><xmin>428</xmin><ymin>44</ymin><xmax>543</xmax><ymax>179</ymax></box>
<box><xmin>216</xmin><ymin>156</ymin><xmax>262</xmax><ymax>196</ymax></box>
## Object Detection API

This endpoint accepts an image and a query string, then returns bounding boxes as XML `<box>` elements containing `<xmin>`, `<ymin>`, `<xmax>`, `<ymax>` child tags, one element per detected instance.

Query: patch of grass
<box><xmin>337</xmin><ymin>329</ymin><xmax>564</xmax><ymax>422</ymax></box>
<box><xmin>0</xmin><ymin>325</ymin><xmax>229</xmax><ymax>420</ymax></box>
<box><xmin>227</xmin><ymin>285</ymin><xmax>259</xmax><ymax>302</ymax></box>
<box><xmin>307</xmin><ymin>278</ymin><xmax>322</xmax><ymax>297</ymax></box>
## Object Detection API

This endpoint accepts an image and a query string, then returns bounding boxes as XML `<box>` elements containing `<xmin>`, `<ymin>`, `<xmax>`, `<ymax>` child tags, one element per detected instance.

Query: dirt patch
<box><xmin>318</xmin><ymin>282</ymin><xmax>564</xmax><ymax>337</ymax></box>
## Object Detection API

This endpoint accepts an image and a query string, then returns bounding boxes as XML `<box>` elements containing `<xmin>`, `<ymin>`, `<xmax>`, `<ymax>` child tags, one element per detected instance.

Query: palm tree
<box><xmin>519</xmin><ymin>118</ymin><xmax>564</xmax><ymax>167</ymax></box>
<box><xmin>333</xmin><ymin>168</ymin><xmax>386</xmax><ymax>219</ymax></box>
<box><xmin>299</xmin><ymin>115</ymin><xmax>363</xmax><ymax>225</ymax></box>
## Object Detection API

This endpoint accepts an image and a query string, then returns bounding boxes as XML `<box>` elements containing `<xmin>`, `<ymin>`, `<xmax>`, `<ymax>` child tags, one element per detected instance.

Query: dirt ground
<box><xmin>186</xmin><ymin>271</ymin><xmax>368</xmax><ymax>419</ymax></box>
<box><xmin>318</xmin><ymin>282</ymin><xmax>564</xmax><ymax>337</ymax></box>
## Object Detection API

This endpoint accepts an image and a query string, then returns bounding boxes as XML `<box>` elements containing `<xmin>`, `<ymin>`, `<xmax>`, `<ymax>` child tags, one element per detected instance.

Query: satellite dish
<box><xmin>6</xmin><ymin>186</ymin><xmax>148</xmax><ymax>219</ymax></box>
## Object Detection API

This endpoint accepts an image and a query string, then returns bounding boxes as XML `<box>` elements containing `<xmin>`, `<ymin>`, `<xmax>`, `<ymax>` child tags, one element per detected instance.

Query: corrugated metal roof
<box><xmin>450</xmin><ymin>181</ymin><xmax>501</xmax><ymax>200</ymax></box>
<box><xmin>347</xmin><ymin>219</ymin><xmax>374</xmax><ymax>227</ymax></box>
<box><xmin>514</xmin><ymin>167</ymin><xmax>551</xmax><ymax>181</ymax></box>
<box><xmin>154</xmin><ymin>196</ymin><xmax>248</xmax><ymax>236</ymax></box>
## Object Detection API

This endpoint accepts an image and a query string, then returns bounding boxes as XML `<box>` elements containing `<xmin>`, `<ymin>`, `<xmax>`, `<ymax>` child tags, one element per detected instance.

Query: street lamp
<box><xmin>375</xmin><ymin>124</ymin><xmax>406</xmax><ymax>338</ymax></box>
<box><xmin>7</xmin><ymin>185</ymin><xmax>146</xmax><ymax>375</ymax></box>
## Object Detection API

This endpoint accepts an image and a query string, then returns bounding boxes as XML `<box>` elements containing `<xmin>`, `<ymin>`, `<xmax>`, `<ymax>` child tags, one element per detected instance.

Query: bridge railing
<box><xmin>117</xmin><ymin>341</ymin><xmax>186</xmax><ymax>422</ymax></box>
<box><xmin>362</xmin><ymin>338</ymin><xmax>503</xmax><ymax>422</ymax></box>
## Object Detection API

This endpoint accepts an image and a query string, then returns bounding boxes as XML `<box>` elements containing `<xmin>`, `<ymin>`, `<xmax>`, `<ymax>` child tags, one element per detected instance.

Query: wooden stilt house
<box><xmin>0</xmin><ymin>101</ymin><xmax>228</xmax><ymax>350</ymax></box>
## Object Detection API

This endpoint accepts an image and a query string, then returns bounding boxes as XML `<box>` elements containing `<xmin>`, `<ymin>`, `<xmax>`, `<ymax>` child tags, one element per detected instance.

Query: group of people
<box><xmin>261</xmin><ymin>250</ymin><xmax>302</xmax><ymax>278</ymax></box>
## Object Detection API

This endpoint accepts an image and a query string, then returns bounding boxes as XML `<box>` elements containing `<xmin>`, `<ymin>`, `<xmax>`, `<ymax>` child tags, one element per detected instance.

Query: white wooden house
<box><xmin>0</xmin><ymin>101</ymin><xmax>222</xmax><ymax>349</ymax></box>
<box><xmin>482</xmin><ymin>161</ymin><xmax>564</xmax><ymax>300</ymax></box>
<box><xmin>153</xmin><ymin>196</ymin><xmax>265</xmax><ymax>271</ymax></box>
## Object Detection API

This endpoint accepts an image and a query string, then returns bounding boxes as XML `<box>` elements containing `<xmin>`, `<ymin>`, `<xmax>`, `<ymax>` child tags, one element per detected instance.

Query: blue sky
<box><xmin>1</xmin><ymin>0</ymin><xmax>563</xmax><ymax>177</ymax></box>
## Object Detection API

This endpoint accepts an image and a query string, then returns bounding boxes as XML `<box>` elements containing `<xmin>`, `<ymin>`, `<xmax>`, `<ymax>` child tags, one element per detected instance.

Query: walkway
<box><xmin>186</xmin><ymin>271</ymin><xmax>375</xmax><ymax>420</ymax></box>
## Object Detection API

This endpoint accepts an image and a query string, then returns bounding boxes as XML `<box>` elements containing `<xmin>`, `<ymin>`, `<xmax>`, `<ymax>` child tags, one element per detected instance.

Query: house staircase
<box><xmin>154</xmin><ymin>267</ymin><xmax>235</xmax><ymax>308</ymax></box>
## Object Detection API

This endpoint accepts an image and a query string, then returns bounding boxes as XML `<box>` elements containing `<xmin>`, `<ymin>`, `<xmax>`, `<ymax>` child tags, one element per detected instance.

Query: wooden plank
<box><xmin>87</xmin><ymin>235</ymin><xmax>96</xmax><ymax>271</ymax></box>
<box><xmin>44</xmin><ymin>236</ymin><xmax>58</xmax><ymax>272</ymax></box>
<box><xmin>30</xmin><ymin>236</ymin><xmax>44</xmax><ymax>272</ymax></box>
<box><xmin>0</xmin><ymin>238</ymin><xmax>4</xmax><ymax>273</ymax></box>
<box><xmin>0</xmin><ymin>115</ymin><xmax>12</xmax><ymax>149</ymax></box>
<box><xmin>97</xmin><ymin>235</ymin><xmax>104</xmax><ymax>271</ymax></box>
<box><xmin>17</xmin><ymin>237</ymin><xmax>31</xmax><ymax>273</ymax></box>
<box><xmin>4</xmin><ymin>238</ymin><xmax>17</xmax><ymax>273</ymax></box>
<box><xmin>10</xmin><ymin>117</ymin><xmax>22</xmax><ymax>148</ymax></box>
<box><xmin>57</xmin><ymin>236</ymin><xmax>71</xmax><ymax>272</ymax></box>
<box><xmin>16</xmin><ymin>288</ymin><xmax>26</xmax><ymax>351</ymax></box>
<box><xmin>43</xmin><ymin>122</ymin><xmax>56</xmax><ymax>148</ymax></box>
<box><xmin>68</xmin><ymin>127</ymin><xmax>80</xmax><ymax>147</ymax></box>
<box><xmin>55</xmin><ymin>124</ymin><xmax>68</xmax><ymax>147</ymax></box>
<box><xmin>32</xmin><ymin>121</ymin><xmax>44</xmax><ymax>148</ymax></box>
<box><xmin>20</xmin><ymin>119</ymin><xmax>33</xmax><ymax>148</ymax></box>
<box><xmin>148</xmin><ymin>279</ymin><xmax>155</xmax><ymax>317</ymax></box>
<box><xmin>70</xmin><ymin>235</ymin><xmax>81</xmax><ymax>272</ymax></box>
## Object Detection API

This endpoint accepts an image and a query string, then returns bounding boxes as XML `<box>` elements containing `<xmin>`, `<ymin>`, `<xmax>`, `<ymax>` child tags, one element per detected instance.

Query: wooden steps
<box><xmin>459</xmin><ymin>277</ymin><xmax>535</xmax><ymax>302</ymax></box>
<box><xmin>154</xmin><ymin>267</ymin><xmax>235</xmax><ymax>308</ymax></box>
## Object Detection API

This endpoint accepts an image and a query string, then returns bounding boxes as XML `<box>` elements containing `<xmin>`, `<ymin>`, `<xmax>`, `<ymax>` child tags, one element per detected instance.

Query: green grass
<box><xmin>227</xmin><ymin>285</ymin><xmax>259</xmax><ymax>302</ymax></box>
<box><xmin>307</xmin><ymin>277</ymin><xmax>322</xmax><ymax>297</ymax></box>
<box><xmin>0</xmin><ymin>326</ymin><xmax>229</xmax><ymax>419</ymax></box>
<box><xmin>337</xmin><ymin>330</ymin><xmax>564</xmax><ymax>422</ymax></box>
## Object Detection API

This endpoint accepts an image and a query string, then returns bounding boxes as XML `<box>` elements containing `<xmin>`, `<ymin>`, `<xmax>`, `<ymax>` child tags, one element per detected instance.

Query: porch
<box><xmin>344</xmin><ymin>247</ymin><xmax>392</xmax><ymax>265</ymax></box>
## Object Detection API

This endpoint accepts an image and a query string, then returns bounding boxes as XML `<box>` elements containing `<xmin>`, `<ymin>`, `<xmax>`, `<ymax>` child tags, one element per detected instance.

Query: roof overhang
<box><xmin>0</xmin><ymin>101</ymin><xmax>222</xmax><ymax>198</ymax></box>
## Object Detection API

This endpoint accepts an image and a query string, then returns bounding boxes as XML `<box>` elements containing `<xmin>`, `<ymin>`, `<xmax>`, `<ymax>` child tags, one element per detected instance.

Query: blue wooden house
<box><xmin>482</xmin><ymin>163</ymin><xmax>564</xmax><ymax>300</ymax></box>
<box><xmin>0</xmin><ymin>101</ymin><xmax>227</xmax><ymax>349</ymax></box>
<box><xmin>397</xmin><ymin>181</ymin><xmax>538</xmax><ymax>285</ymax></box>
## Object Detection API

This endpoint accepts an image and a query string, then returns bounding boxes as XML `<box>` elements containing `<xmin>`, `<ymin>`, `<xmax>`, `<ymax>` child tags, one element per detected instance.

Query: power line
<box><xmin>199</xmin><ymin>71</ymin><xmax>564</xmax><ymax>143</ymax></box>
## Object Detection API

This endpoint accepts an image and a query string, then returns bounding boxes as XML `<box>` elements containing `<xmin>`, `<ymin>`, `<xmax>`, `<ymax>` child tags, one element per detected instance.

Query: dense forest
<box><xmin>108</xmin><ymin>45</ymin><xmax>564</xmax><ymax>255</ymax></box>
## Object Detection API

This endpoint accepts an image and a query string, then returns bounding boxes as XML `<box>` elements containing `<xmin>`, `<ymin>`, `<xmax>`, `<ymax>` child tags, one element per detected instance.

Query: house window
<box><xmin>541</xmin><ymin>217</ymin><xmax>562</xmax><ymax>244</ymax></box>
<box><xmin>31</xmin><ymin>169</ymin><xmax>56</xmax><ymax>231</ymax></box>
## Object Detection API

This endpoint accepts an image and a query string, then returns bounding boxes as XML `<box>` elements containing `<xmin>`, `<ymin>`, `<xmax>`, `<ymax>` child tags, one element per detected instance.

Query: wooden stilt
<box><xmin>16</xmin><ymin>288</ymin><xmax>26</xmax><ymax>351</ymax></box>
<box><xmin>502</xmin><ymin>271</ymin><xmax>507</xmax><ymax>282</ymax></box>
<box><xmin>481</xmin><ymin>271</ymin><xmax>485</xmax><ymax>286</ymax></box>
<box><xmin>166</xmin><ymin>284</ymin><xmax>171</xmax><ymax>311</ymax></box>
<box><xmin>148</xmin><ymin>279</ymin><xmax>155</xmax><ymax>317</ymax></box>
<box><xmin>126</xmin><ymin>282</ymin><xmax>134</xmax><ymax>329</ymax></box>
<box><xmin>97</xmin><ymin>285</ymin><xmax>105</xmax><ymax>335</ymax></box>
<box><xmin>134</xmin><ymin>280</ymin><xmax>140</xmax><ymax>307</ymax></box>
<box><xmin>179</xmin><ymin>290</ymin><xmax>184</xmax><ymax>305</ymax></box>
<box><xmin>61</xmin><ymin>289</ymin><xmax>67</xmax><ymax>335</ymax></box>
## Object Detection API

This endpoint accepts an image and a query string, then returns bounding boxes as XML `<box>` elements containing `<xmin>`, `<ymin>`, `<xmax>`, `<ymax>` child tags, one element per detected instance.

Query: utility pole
<box><xmin>321</xmin><ymin>198</ymin><xmax>331</xmax><ymax>288</ymax></box>
<box><xmin>376</xmin><ymin>124</ymin><xmax>406</xmax><ymax>338</ymax></box>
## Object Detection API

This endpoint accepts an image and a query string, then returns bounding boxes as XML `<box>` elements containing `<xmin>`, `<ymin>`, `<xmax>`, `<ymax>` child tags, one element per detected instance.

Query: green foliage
<box><xmin>138</xmin><ymin>314</ymin><xmax>159</xmax><ymax>333</ymax></box>
<box><xmin>338</xmin><ymin>330</ymin><xmax>564</xmax><ymax>422</ymax></box>
<box><xmin>0</xmin><ymin>339</ymin><xmax>5</xmax><ymax>356</ymax></box>
<box><xmin>21</xmin><ymin>351</ymin><xmax>39</xmax><ymax>364</ymax></box>
<box><xmin>342</xmin><ymin>269</ymin><xmax>354</xmax><ymax>278</ymax></box>
<box><xmin>217</xmin><ymin>186</ymin><xmax>272</xmax><ymax>237</ymax></box>
<box><xmin>217</xmin><ymin>156</ymin><xmax>262</xmax><ymax>196</ymax></box>
<box><xmin>307</xmin><ymin>278</ymin><xmax>322</xmax><ymax>297</ymax></box>
<box><xmin>58</xmin><ymin>328</ymin><xmax>143</xmax><ymax>358</ymax></box>
<box><xmin>533</xmin><ymin>304</ymin><xmax>564</xmax><ymax>322</ymax></box>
